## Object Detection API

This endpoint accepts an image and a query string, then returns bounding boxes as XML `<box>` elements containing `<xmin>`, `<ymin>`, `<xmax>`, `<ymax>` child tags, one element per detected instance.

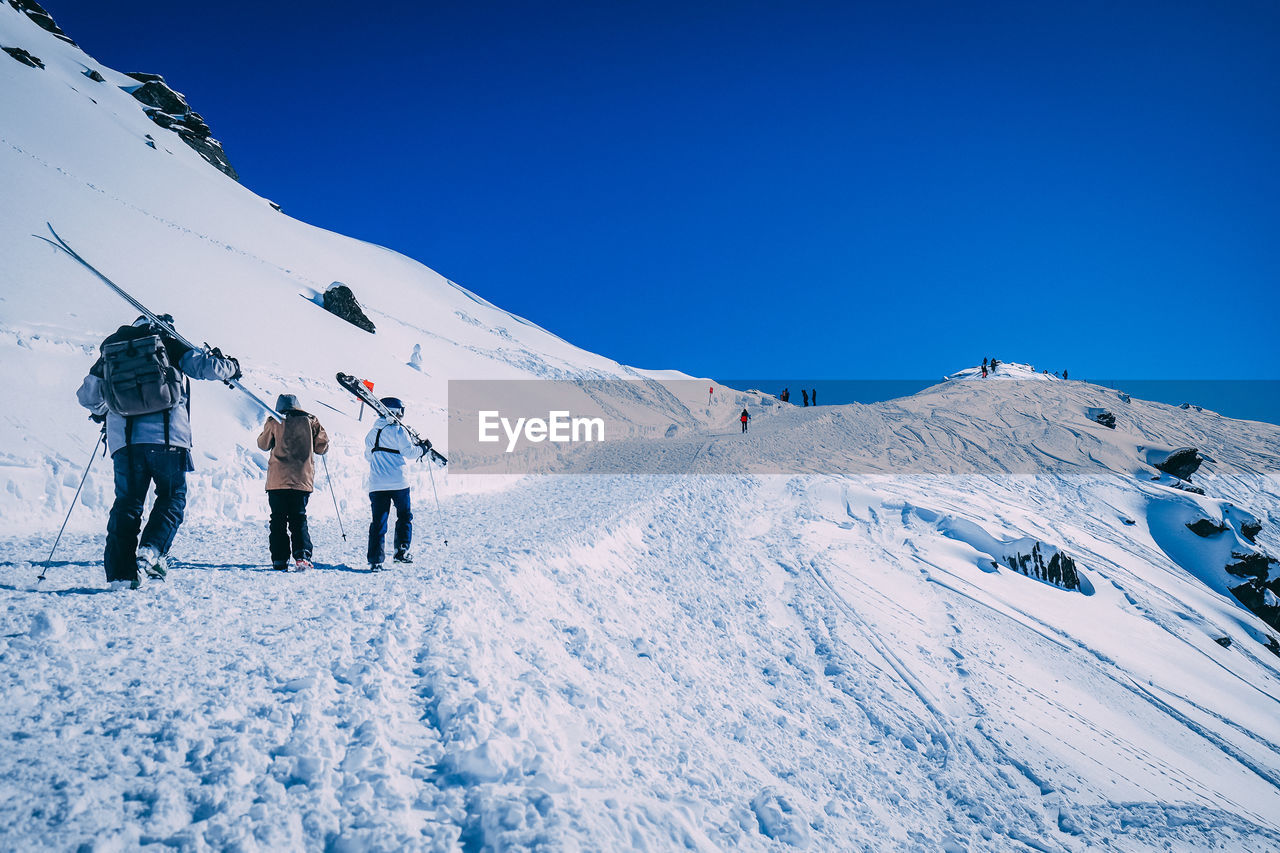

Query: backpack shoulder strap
<box><xmin>372</xmin><ymin>426</ymin><xmax>401</xmax><ymax>455</ymax></box>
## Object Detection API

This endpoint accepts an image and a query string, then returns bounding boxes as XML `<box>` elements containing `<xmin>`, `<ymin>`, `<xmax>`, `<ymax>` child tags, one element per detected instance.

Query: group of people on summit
<box><xmin>77</xmin><ymin>314</ymin><xmax>432</xmax><ymax>589</ymax></box>
<box><xmin>777</xmin><ymin>387</ymin><xmax>817</xmax><ymax>406</ymax></box>
<box><xmin>980</xmin><ymin>358</ymin><xmax>1068</xmax><ymax>380</ymax></box>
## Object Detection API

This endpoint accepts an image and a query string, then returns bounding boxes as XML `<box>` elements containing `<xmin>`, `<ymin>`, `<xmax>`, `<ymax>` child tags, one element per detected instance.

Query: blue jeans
<box><xmin>367</xmin><ymin>488</ymin><xmax>412</xmax><ymax>564</ymax></box>
<box><xmin>105</xmin><ymin>445</ymin><xmax>189</xmax><ymax>582</ymax></box>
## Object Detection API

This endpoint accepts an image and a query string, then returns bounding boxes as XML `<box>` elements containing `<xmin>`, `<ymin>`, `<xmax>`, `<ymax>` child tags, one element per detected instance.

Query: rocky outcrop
<box><xmin>2</xmin><ymin>45</ymin><xmax>43</xmax><ymax>68</ymax></box>
<box><xmin>1230</xmin><ymin>579</ymin><xmax>1280</xmax><ymax>633</ymax></box>
<box><xmin>122</xmin><ymin>73</ymin><xmax>238</xmax><ymax>181</ymax></box>
<box><xmin>1186</xmin><ymin>518</ymin><xmax>1227</xmax><ymax>537</ymax></box>
<box><xmin>1153</xmin><ymin>447</ymin><xmax>1204</xmax><ymax>480</ymax></box>
<box><xmin>1242</xmin><ymin>521</ymin><xmax>1262</xmax><ymax>543</ymax></box>
<box><xmin>83</xmin><ymin>68</ymin><xmax>104</xmax><ymax>82</ymax></box>
<box><xmin>1225</xmin><ymin>552</ymin><xmax>1276</xmax><ymax>581</ymax></box>
<box><xmin>1087</xmin><ymin>408</ymin><xmax>1116</xmax><ymax>429</ymax></box>
<box><xmin>995</xmin><ymin>542</ymin><xmax>1082</xmax><ymax>592</ymax></box>
<box><xmin>322</xmin><ymin>283</ymin><xmax>376</xmax><ymax>334</ymax></box>
<box><xmin>7</xmin><ymin>0</ymin><xmax>76</xmax><ymax>46</ymax></box>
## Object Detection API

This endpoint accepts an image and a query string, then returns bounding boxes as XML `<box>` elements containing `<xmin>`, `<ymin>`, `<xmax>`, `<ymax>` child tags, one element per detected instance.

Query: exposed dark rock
<box><xmin>1214</xmin><ymin>636</ymin><xmax>1232</xmax><ymax>648</ymax></box>
<box><xmin>1121</xmin><ymin>517</ymin><xmax>1136</xmax><ymax>526</ymax></box>
<box><xmin>1242</xmin><ymin>521</ymin><xmax>1262</xmax><ymax>543</ymax></box>
<box><xmin>1180</xmin><ymin>402</ymin><xmax>1203</xmax><ymax>412</ymax></box>
<box><xmin>997</xmin><ymin>541</ymin><xmax>1082</xmax><ymax>592</ymax></box>
<box><xmin>1225</xmin><ymin>552</ymin><xmax>1276</xmax><ymax>581</ymax></box>
<box><xmin>322</xmin><ymin>283</ymin><xmax>376</xmax><ymax>334</ymax></box>
<box><xmin>268</xmin><ymin>201</ymin><xmax>282</xmax><ymax>212</ymax></box>
<box><xmin>1230</xmin><ymin>580</ymin><xmax>1280</xmax><ymax>633</ymax></box>
<box><xmin>83</xmin><ymin>68</ymin><xmax>105</xmax><ymax>82</ymax></box>
<box><xmin>1186</xmin><ymin>518</ymin><xmax>1228</xmax><ymax>538</ymax></box>
<box><xmin>1117</xmin><ymin>392</ymin><xmax>1131</xmax><ymax>403</ymax></box>
<box><xmin>1170</xmin><ymin>481</ymin><xmax>1205</xmax><ymax>496</ymax></box>
<box><xmin>1087</xmin><ymin>408</ymin><xmax>1116</xmax><ymax>429</ymax></box>
<box><xmin>1269</xmin><ymin>636</ymin><xmax>1280</xmax><ymax>657</ymax></box>
<box><xmin>1153</xmin><ymin>447</ymin><xmax>1203</xmax><ymax>480</ymax></box>
<box><xmin>7</xmin><ymin>0</ymin><xmax>76</xmax><ymax>46</ymax></box>
<box><xmin>122</xmin><ymin>73</ymin><xmax>238</xmax><ymax>181</ymax></box>
<box><xmin>2</xmin><ymin>45</ymin><xmax>43</xmax><ymax>68</ymax></box>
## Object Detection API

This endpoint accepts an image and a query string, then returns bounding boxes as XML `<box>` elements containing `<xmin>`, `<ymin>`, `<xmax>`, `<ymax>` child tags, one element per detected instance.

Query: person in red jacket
<box><xmin>740</xmin><ymin>408</ymin><xmax>751</xmax><ymax>433</ymax></box>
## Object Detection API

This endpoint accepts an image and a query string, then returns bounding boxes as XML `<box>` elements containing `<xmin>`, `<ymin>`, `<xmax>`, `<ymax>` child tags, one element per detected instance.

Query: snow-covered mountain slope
<box><xmin>0</xmin><ymin>3</ymin><xmax>723</xmax><ymax>533</ymax></box>
<box><xmin>5</xmin><ymin>5</ymin><xmax>1280</xmax><ymax>851</ymax></box>
<box><xmin>3</xmin><ymin>375</ymin><xmax>1280</xmax><ymax>851</ymax></box>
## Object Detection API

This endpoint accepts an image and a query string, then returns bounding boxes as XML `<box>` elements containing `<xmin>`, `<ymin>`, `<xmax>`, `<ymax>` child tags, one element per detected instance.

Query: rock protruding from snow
<box><xmin>7</xmin><ymin>0</ymin><xmax>75</xmax><ymax>46</ymax></box>
<box><xmin>1150</xmin><ymin>446</ymin><xmax>1204</xmax><ymax>480</ymax></box>
<box><xmin>2</xmin><ymin>44</ymin><xmax>42</xmax><ymax>68</ymax></box>
<box><xmin>322</xmin><ymin>282</ymin><xmax>377</xmax><ymax>334</ymax></box>
<box><xmin>1088</xmin><ymin>407</ymin><xmax>1116</xmax><ymax>429</ymax></box>
<box><xmin>1186</xmin><ymin>518</ymin><xmax>1228</xmax><ymax>538</ymax></box>
<box><xmin>998</xmin><ymin>541</ymin><xmax>1083</xmax><ymax>591</ymax></box>
<box><xmin>122</xmin><ymin>72</ymin><xmax>239</xmax><ymax>180</ymax></box>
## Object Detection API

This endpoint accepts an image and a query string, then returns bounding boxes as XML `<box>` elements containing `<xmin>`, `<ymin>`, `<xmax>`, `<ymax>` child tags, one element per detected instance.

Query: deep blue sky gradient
<box><xmin>44</xmin><ymin>1</ymin><xmax>1280</xmax><ymax>378</ymax></box>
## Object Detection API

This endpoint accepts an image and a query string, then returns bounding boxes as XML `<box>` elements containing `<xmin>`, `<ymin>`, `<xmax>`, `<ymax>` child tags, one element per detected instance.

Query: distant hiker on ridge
<box><xmin>76</xmin><ymin>313</ymin><xmax>240</xmax><ymax>589</ymax></box>
<box><xmin>365</xmin><ymin>396</ymin><xmax>432</xmax><ymax>572</ymax></box>
<box><xmin>257</xmin><ymin>394</ymin><xmax>330</xmax><ymax>572</ymax></box>
<box><xmin>811</xmin><ymin>388</ymin><xmax>817</xmax><ymax>406</ymax></box>
<box><xmin>740</xmin><ymin>407</ymin><xmax>751</xmax><ymax>433</ymax></box>
<box><xmin>802</xmin><ymin>390</ymin><xmax>809</xmax><ymax>407</ymax></box>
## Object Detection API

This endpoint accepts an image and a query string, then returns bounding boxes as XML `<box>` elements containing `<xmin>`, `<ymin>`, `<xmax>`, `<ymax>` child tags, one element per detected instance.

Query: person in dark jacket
<box><xmin>811</xmin><ymin>388</ymin><xmax>817</xmax><ymax>406</ymax></box>
<box><xmin>257</xmin><ymin>394</ymin><xmax>330</xmax><ymax>571</ymax></box>
<box><xmin>740</xmin><ymin>408</ymin><xmax>751</xmax><ymax>433</ymax></box>
<box><xmin>76</xmin><ymin>315</ymin><xmax>240</xmax><ymax>589</ymax></box>
<box><xmin>802</xmin><ymin>390</ymin><xmax>809</xmax><ymax>407</ymax></box>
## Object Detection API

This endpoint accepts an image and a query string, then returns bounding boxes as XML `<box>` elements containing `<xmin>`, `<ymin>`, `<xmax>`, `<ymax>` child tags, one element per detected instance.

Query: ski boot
<box><xmin>136</xmin><ymin>546</ymin><xmax>167</xmax><ymax>580</ymax></box>
<box><xmin>292</xmin><ymin>557</ymin><xmax>313</xmax><ymax>572</ymax></box>
<box><xmin>272</xmin><ymin>561</ymin><xmax>289</xmax><ymax>571</ymax></box>
<box><xmin>393</xmin><ymin>548</ymin><xmax>413</xmax><ymax>564</ymax></box>
<box><xmin>369</xmin><ymin>562</ymin><xmax>385</xmax><ymax>573</ymax></box>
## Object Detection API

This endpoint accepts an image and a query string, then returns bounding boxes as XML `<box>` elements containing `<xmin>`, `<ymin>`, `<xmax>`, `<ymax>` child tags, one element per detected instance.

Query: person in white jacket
<box><xmin>364</xmin><ymin>396</ymin><xmax>430</xmax><ymax>571</ymax></box>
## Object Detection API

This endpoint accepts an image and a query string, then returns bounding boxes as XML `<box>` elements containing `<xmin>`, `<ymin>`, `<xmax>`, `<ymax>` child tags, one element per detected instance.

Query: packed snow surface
<box><xmin>4</xmin><ymin>6</ymin><xmax>1280</xmax><ymax>851</ymax></box>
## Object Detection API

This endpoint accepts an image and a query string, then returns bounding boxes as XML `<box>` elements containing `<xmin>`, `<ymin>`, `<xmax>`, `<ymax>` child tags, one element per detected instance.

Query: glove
<box><xmin>415</xmin><ymin>437</ymin><xmax>432</xmax><ymax>458</ymax></box>
<box><xmin>89</xmin><ymin>412</ymin><xmax>106</xmax><ymax>424</ymax></box>
<box><xmin>209</xmin><ymin>347</ymin><xmax>242</xmax><ymax>381</ymax></box>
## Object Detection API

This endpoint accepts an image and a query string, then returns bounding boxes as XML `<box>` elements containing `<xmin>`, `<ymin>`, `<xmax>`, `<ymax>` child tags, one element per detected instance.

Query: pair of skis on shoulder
<box><xmin>336</xmin><ymin>373</ymin><xmax>447</xmax><ymax>466</ymax></box>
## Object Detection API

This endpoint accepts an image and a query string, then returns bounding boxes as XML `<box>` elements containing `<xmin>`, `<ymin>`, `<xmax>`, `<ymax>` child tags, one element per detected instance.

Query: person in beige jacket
<box><xmin>257</xmin><ymin>394</ymin><xmax>330</xmax><ymax>571</ymax></box>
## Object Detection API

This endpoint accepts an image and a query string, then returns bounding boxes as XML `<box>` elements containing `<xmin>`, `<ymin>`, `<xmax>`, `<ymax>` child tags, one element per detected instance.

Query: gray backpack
<box><xmin>101</xmin><ymin>333</ymin><xmax>185</xmax><ymax>417</ymax></box>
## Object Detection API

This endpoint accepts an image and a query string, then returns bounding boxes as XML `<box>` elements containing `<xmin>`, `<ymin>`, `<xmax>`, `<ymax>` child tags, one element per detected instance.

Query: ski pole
<box><xmin>320</xmin><ymin>453</ymin><xmax>346</xmax><ymax>541</ymax></box>
<box><xmin>39</xmin><ymin>428</ymin><xmax>106</xmax><ymax>582</ymax></box>
<box><xmin>427</xmin><ymin>459</ymin><xmax>447</xmax><ymax>547</ymax></box>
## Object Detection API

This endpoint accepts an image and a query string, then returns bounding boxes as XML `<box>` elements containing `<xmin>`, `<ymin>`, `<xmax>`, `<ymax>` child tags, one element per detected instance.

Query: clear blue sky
<box><xmin>47</xmin><ymin>0</ymin><xmax>1280</xmax><ymax>379</ymax></box>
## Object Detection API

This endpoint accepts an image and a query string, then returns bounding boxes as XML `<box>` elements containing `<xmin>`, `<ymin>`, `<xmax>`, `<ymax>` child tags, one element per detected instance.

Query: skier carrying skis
<box><xmin>740</xmin><ymin>407</ymin><xmax>751</xmax><ymax>433</ymax></box>
<box><xmin>257</xmin><ymin>394</ymin><xmax>329</xmax><ymax>571</ymax></box>
<box><xmin>365</xmin><ymin>396</ymin><xmax>431</xmax><ymax>571</ymax></box>
<box><xmin>76</xmin><ymin>314</ymin><xmax>240</xmax><ymax>589</ymax></box>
